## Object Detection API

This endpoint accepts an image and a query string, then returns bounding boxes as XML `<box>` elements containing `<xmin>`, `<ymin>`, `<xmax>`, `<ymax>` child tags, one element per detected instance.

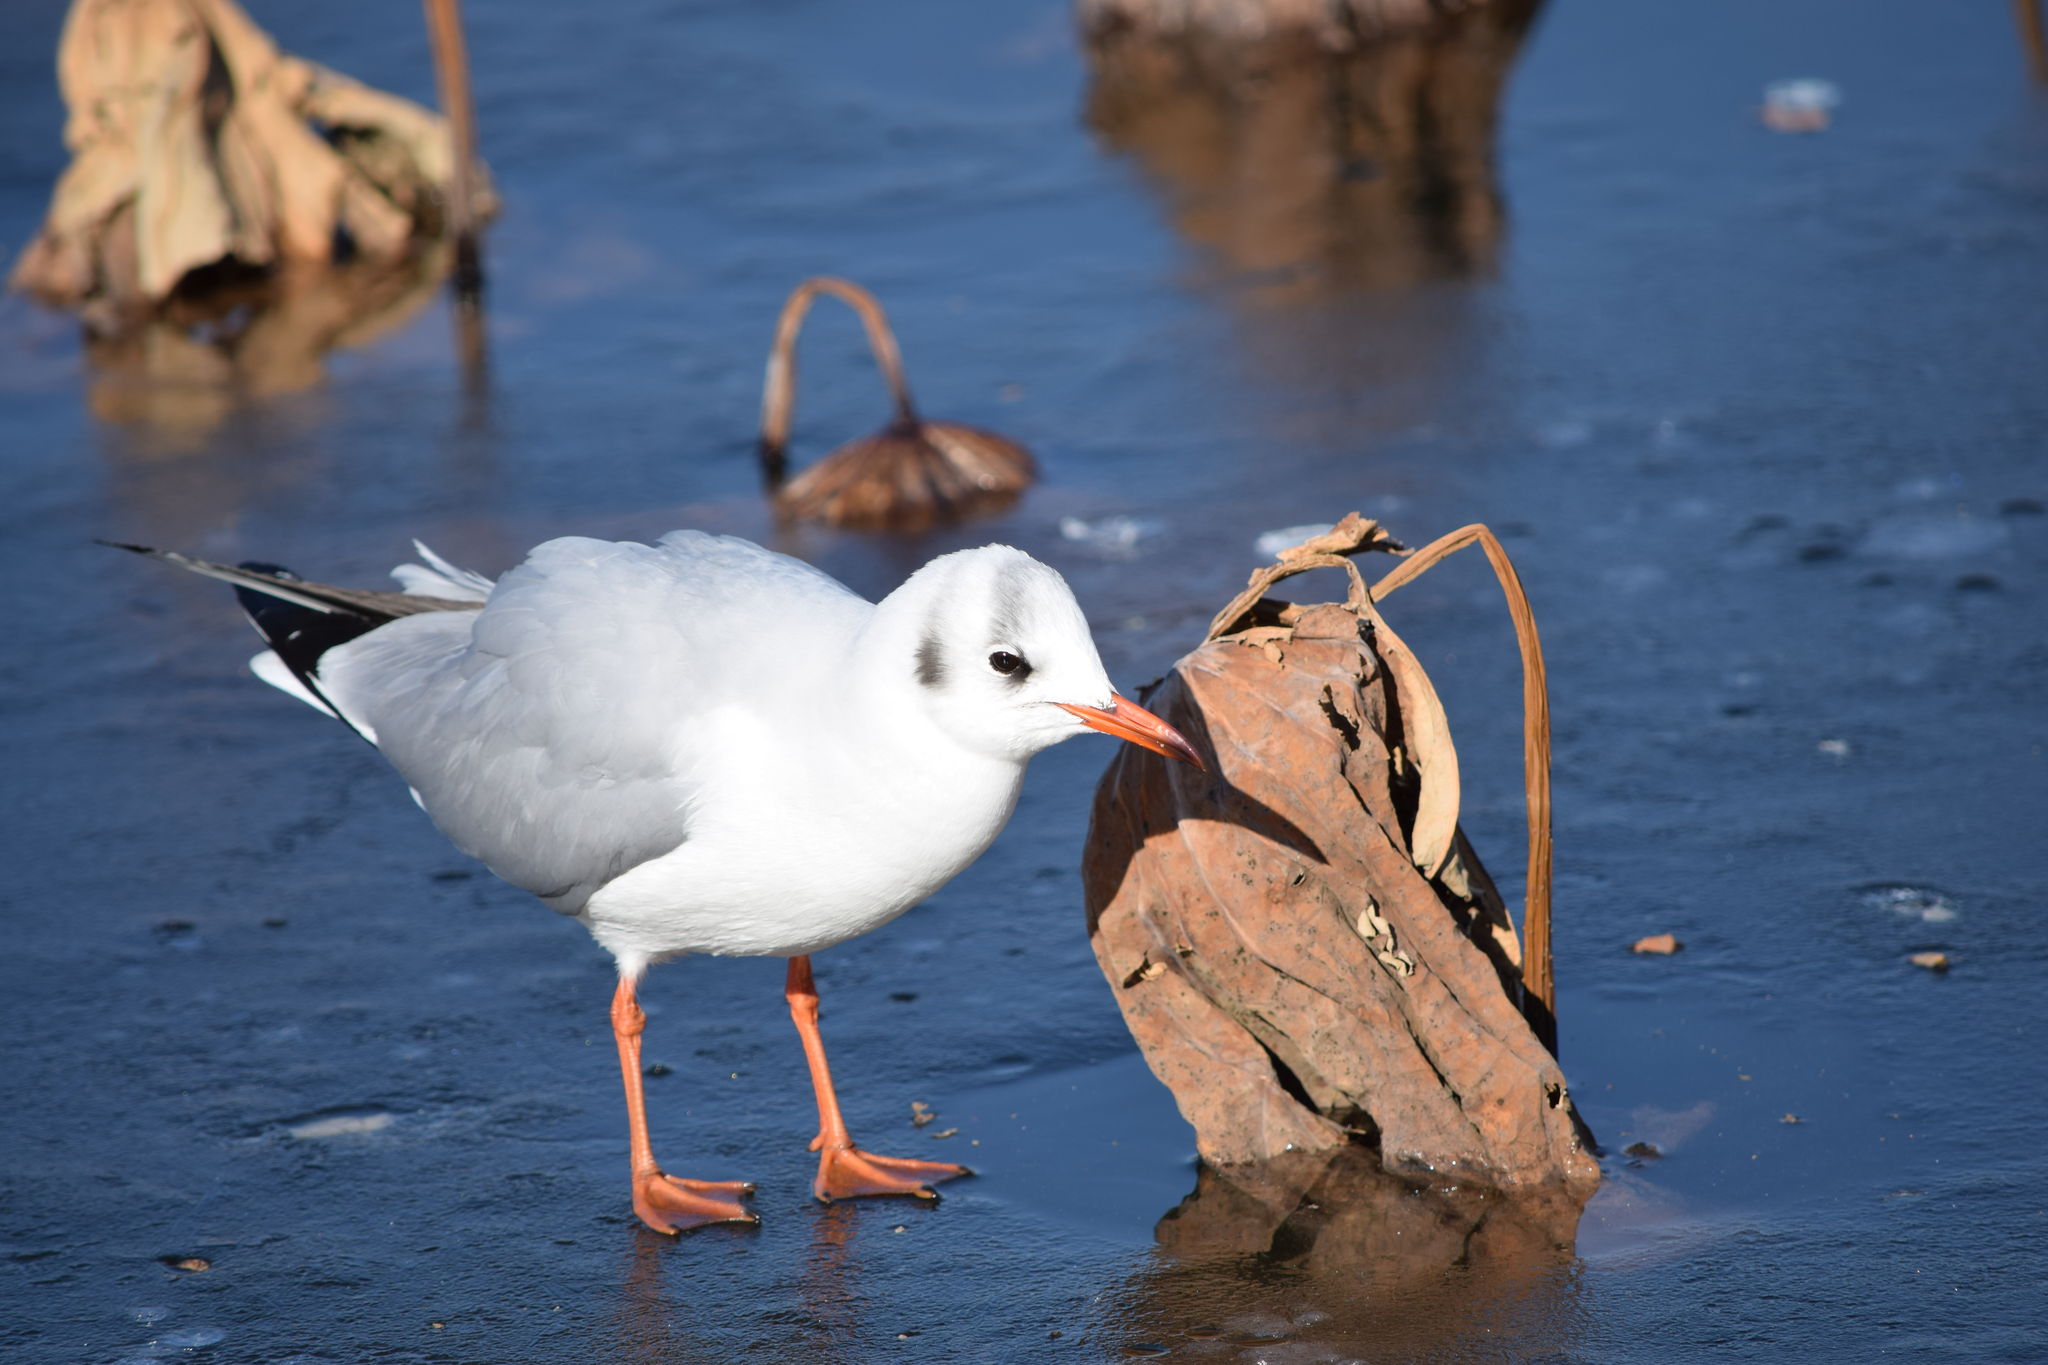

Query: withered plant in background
<box><xmin>1079</xmin><ymin>0</ymin><xmax>1544</xmax><ymax>298</ymax></box>
<box><xmin>1083</xmin><ymin>515</ymin><xmax>1596</xmax><ymax>1189</ymax></box>
<box><xmin>758</xmin><ymin>277</ymin><xmax>1036</xmax><ymax>531</ymax></box>
<box><xmin>10</xmin><ymin>0</ymin><xmax>496</xmax><ymax>326</ymax></box>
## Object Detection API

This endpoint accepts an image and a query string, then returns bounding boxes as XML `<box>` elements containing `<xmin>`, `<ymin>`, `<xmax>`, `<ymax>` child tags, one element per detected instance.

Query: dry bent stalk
<box><xmin>757</xmin><ymin>277</ymin><xmax>1037</xmax><ymax>530</ymax></box>
<box><xmin>1082</xmin><ymin>514</ymin><xmax>1596</xmax><ymax>1187</ymax></box>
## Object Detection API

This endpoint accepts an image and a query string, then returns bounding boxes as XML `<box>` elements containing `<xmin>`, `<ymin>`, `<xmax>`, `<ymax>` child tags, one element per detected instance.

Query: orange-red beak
<box><xmin>1056</xmin><ymin>693</ymin><xmax>1206</xmax><ymax>771</ymax></box>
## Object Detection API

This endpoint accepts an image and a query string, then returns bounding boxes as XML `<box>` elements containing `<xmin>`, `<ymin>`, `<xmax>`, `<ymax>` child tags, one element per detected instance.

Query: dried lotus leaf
<box><xmin>1082</xmin><ymin>517</ymin><xmax>1592</xmax><ymax>1188</ymax></box>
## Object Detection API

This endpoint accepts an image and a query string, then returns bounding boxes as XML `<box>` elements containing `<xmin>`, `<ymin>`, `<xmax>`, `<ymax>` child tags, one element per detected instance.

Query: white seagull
<box><xmin>110</xmin><ymin>530</ymin><xmax>1201</xmax><ymax>1234</ymax></box>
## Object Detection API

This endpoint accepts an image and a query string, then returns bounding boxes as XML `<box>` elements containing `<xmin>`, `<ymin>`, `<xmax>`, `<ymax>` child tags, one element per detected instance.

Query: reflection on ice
<box><xmin>1081</xmin><ymin>1</ymin><xmax>1546</xmax><ymax>300</ymax></box>
<box><xmin>80</xmin><ymin>248</ymin><xmax>452</xmax><ymax>450</ymax></box>
<box><xmin>1097</xmin><ymin>1146</ymin><xmax>1590</xmax><ymax>1360</ymax></box>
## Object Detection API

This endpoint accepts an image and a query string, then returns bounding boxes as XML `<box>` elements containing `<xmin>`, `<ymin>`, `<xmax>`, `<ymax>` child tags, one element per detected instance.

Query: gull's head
<box><xmin>887</xmin><ymin>545</ymin><xmax>1203</xmax><ymax>769</ymax></box>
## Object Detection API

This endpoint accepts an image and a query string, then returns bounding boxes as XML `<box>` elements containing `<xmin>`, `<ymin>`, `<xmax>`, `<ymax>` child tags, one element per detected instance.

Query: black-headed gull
<box><xmin>111</xmin><ymin>530</ymin><xmax>1201</xmax><ymax>1234</ymax></box>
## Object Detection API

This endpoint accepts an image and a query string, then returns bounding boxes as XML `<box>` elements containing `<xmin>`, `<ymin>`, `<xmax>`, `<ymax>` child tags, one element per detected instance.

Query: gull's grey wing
<box><xmin>318</xmin><ymin>532</ymin><xmax>870</xmax><ymax>912</ymax></box>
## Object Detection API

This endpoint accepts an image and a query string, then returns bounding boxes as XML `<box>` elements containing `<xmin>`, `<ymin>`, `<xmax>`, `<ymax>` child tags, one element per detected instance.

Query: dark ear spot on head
<box><xmin>915</xmin><ymin>632</ymin><xmax>945</xmax><ymax>688</ymax></box>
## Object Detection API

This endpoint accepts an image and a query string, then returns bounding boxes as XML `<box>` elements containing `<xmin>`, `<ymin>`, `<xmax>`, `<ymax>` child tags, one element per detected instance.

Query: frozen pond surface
<box><xmin>3</xmin><ymin>0</ymin><xmax>2045</xmax><ymax>1360</ymax></box>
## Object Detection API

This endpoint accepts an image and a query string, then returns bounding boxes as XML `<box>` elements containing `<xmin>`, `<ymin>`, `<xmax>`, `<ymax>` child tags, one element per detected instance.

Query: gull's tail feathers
<box><xmin>99</xmin><ymin>540</ymin><xmax>484</xmax><ymax>742</ymax></box>
<box><xmin>391</xmin><ymin>540</ymin><xmax>495</xmax><ymax>601</ymax></box>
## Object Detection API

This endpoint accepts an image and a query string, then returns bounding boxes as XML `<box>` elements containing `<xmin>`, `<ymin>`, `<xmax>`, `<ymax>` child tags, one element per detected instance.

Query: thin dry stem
<box><xmin>422</xmin><ymin>0</ymin><xmax>483</xmax><ymax>295</ymax></box>
<box><xmin>1369</xmin><ymin>525</ymin><xmax>1554</xmax><ymax>1053</ymax></box>
<box><xmin>759</xmin><ymin>276</ymin><xmax>917</xmax><ymax>484</ymax></box>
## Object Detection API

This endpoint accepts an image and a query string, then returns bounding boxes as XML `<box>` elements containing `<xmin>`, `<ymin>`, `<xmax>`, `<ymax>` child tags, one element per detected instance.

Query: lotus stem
<box><xmin>1371</xmin><ymin>525</ymin><xmax>1555</xmax><ymax>1055</ymax></box>
<box><xmin>423</xmin><ymin>0</ymin><xmax>483</xmax><ymax>298</ymax></box>
<box><xmin>759</xmin><ymin>276</ymin><xmax>918</xmax><ymax>486</ymax></box>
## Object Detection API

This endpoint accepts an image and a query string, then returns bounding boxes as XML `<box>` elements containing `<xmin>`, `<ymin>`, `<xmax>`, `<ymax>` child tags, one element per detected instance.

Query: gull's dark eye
<box><xmin>988</xmin><ymin>650</ymin><xmax>1028</xmax><ymax>677</ymax></box>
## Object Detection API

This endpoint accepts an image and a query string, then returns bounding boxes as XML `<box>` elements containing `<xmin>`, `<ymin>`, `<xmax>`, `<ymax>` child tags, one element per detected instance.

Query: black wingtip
<box><xmin>95</xmin><ymin>538</ymin><xmax>160</xmax><ymax>556</ymax></box>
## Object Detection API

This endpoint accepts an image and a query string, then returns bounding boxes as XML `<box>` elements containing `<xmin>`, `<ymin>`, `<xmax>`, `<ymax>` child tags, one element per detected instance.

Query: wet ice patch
<box><xmin>286</xmin><ymin>1107</ymin><xmax>394</xmax><ymax>1139</ymax></box>
<box><xmin>1863</xmin><ymin>886</ymin><xmax>1958</xmax><ymax>924</ymax></box>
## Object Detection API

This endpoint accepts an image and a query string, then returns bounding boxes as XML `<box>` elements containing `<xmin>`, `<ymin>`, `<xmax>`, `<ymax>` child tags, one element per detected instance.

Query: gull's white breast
<box><xmin>579</xmin><ymin>699</ymin><xmax>1024</xmax><ymax>962</ymax></box>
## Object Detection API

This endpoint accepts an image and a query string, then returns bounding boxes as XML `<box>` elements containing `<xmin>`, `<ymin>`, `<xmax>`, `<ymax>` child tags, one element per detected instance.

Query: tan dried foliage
<box><xmin>1083</xmin><ymin>514</ymin><xmax>1596</xmax><ymax>1188</ymax></box>
<box><xmin>10</xmin><ymin>0</ymin><xmax>495</xmax><ymax>316</ymax></box>
<box><xmin>757</xmin><ymin>277</ymin><xmax>1037</xmax><ymax>531</ymax></box>
<box><xmin>1630</xmin><ymin>932</ymin><xmax>1682</xmax><ymax>955</ymax></box>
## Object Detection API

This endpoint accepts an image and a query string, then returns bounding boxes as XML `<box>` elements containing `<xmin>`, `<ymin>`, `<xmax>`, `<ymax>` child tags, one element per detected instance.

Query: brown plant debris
<box><xmin>10</xmin><ymin>0</ymin><xmax>496</xmax><ymax>322</ymax></box>
<box><xmin>757</xmin><ymin>277</ymin><xmax>1036</xmax><ymax>530</ymax></box>
<box><xmin>1909</xmin><ymin>951</ymin><xmax>1951</xmax><ymax>972</ymax></box>
<box><xmin>1082</xmin><ymin>514</ymin><xmax>1595</xmax><ymax>1189</ymax></box>
<box><xmin>1631</xmin><ymin>933</ymin><xmax>1683</xmax><ymax>955</ymax></box>
<box><xmin>910</xmin><ymin>1100</ymin><xmax>935</xmax><ymax>1128</ymax></box>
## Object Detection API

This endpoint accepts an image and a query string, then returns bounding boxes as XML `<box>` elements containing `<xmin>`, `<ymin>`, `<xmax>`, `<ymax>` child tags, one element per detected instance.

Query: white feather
<box><xmin>389</xmin><ymin>540</ymin><xmax>494</xmax><ymax>602</ymax></box>
<box><xmin>250</xmin><ymin>650</ymin><xmax>334</xmax><ymax>717</ymax></box>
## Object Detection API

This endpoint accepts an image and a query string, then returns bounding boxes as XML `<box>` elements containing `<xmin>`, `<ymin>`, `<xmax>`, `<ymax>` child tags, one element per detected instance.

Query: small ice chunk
<box><xmin>1763</xmin><ymin>79</ymin><xmax>1842</xmax><ymax>132</ymax></box>
<box><xmin>287</xmin><ymin>1110</ymin><xmax>393</xmax><ymax>1139</ymax></box>
<box><xmin>1863</xmin><ymin>886</ymin><xmax>1958</xmax><ymax>924</ymax></box>
<box><xmin>1059</xmin><ymin>515</ymin><xmax>1161</xmax><ymax>557</ymax></box>
<box><xmin>1816</xmin><ymin>738</ymin><xmax>1851</xmax><ymax>758</ymax></box>
<box><xmin>1254</xmin><ymin>523</ymin><xmax>1334</xmax><ymax>558</ymax></box>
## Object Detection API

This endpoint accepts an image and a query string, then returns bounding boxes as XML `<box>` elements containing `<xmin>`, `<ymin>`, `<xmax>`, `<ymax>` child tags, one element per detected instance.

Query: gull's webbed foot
<box><xmin>633</xmin><ymin>1171</ymin><xmax>759</xmax><ymax>1235</ymax></box>
<box><xmin>810</xmin><ymin>1143</ymin><xmax>972</xmax><ymax>1203</ymax></box>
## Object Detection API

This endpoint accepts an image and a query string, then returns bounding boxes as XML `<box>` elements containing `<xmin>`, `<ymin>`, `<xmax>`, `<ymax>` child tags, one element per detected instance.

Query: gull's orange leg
<box><xmin>786</xmin><ymin>956</ymin><xmax>972</xmax><ymax>1203</ymax></box>
<box><xmin>611</xmin><ymin>976</ymin><xmax>758</xmax><ymax>1234</ymax></box>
